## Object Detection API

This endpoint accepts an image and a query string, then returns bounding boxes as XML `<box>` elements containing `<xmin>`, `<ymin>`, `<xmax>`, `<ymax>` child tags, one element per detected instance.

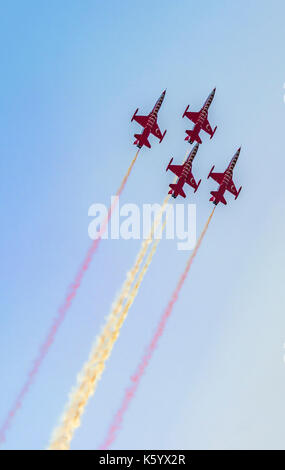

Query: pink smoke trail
<box><xmin>0</xmin><ymin>150</ymin><xmax>140</xmax><ymax>444</ymax></box>
<box><xmin>100</xmin><ymin>207</ymin><xmax>215</xmax><ymax>449</ymax></box>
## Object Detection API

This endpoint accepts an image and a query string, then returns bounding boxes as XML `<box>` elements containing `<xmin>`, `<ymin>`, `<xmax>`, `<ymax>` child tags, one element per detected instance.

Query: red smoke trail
<box><xmin>100</xmin><ymin>207</ymin><xmax>215</xmax><ymax>449</ymax></box>
<box><xmin>0</xmin><ymin>151</ymin><xmax>140</xmax><ymax>444</ymax></box>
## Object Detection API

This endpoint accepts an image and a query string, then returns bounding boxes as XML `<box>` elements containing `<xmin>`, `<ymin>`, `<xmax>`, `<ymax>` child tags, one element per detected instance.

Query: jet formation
<box><xmin>132</xmin><ymin>88</ymin><xmax>242</xmax><ymax>205</ymax></box>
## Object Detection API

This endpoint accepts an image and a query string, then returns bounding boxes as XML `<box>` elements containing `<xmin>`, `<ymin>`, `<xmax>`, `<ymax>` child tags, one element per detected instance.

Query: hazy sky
<box><xmin>0</xmin><ymin>0</ymin><xmax>285</xmax><ymax>449</ymax></box>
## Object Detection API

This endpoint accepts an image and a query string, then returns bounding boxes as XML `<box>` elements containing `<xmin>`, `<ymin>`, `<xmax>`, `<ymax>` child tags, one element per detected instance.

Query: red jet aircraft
<box><xmin>166</xmin><ymin>144</ymin><xmax>201</xmax><ymax>198</ymax></box>
<box><xmin>183</xmin><ymin>88</ymin><xmax>217</xmax><ymax>144</ymax></box>
<box><xmin>131</xmin><ymin>90</ymin><xmax>167</xmax><ymax>149</ymax></box>
<box><xmin>208</xmin><ymin>147</ymin><xmax>242</xmax><ymax>205</ymax></box>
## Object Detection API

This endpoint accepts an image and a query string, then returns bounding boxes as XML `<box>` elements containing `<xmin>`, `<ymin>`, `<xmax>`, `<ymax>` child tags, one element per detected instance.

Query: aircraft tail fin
<box><xmin>185</xmin><ymin>130</ymin><xmax>202</xmax><ymax>144</ymax></box>
<box><xmin>169</xmin><ymin>183</ymin><xmax>186</xmax><ymax>198</ymax></box>
<box><xmin>210</xmin><ymin>191</ymin><xmax>227</xmax><ymax>205</ymax></box>
<box><xmin>134</xmin><ymin>134</ymin><xmax>151</xmax><ymax>149</ymax></box>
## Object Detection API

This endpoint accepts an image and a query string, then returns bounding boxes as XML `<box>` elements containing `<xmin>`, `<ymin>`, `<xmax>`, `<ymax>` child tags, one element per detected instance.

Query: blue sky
<box><xmin>0</xmin><ymin>0</ymin><xmax>285</xmax><ymax>449</ymax></box>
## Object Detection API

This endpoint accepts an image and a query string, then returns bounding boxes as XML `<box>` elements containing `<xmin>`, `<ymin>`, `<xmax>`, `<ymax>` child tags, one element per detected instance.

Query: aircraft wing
<box><xmin>133</xmin><ymin>114</ymin><xmax>148</xmax><ymax>128</ymax></box>
<box><xmin>202</xmin><ymin>119</ymin><xmax>214</xmax><ymax>136</ymax></box>
<box><xmin>167</xmin><ymin>163</ymin><xmax>183</xmax><ymax>178</ymax></box>
<box><xmin>209</xmin><ymin>171</ymin><xmax>224</xmax><ymax>184</ymax></box>
<box><xmin>184</xmin><ymin>111</ymin><xmax>199</xmax><ymax>124</ymax></box>
<box><xmin>227</xmin><ymin>179</ymin><xmax>238</xmax><ymax>197</ymax></box>
<box><xmin>186</xmin><ymin>171</ymin><xmax>199</xmax><ymax>190</ymax></box>
<box><xmin>151</xmin><ymin>122</ymin><xmax>163</xmax><ymax>140</ymax></box>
